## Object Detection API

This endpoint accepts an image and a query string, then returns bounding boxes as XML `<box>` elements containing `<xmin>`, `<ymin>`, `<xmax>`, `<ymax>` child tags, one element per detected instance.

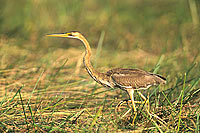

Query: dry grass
<box><xmin>0</xmin><ymin>0</ymin><xmax>200</xmax><ymax>132</ymax></box>
<box><xmin>0</xmin><ymin>36</ymin><xmax>199</xmax><ymax>132</ymax></box>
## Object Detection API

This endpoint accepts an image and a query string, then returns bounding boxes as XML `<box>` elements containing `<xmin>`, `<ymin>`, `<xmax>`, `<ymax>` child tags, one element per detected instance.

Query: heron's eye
<box><xmin>67</xmin><ymin>33</ymin><xmax>72</xmax><ymax>36</ymax></box>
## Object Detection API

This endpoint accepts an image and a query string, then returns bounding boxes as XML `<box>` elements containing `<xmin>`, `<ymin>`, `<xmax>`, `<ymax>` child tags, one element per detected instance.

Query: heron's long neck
<box><xmin>79</xmin><ymin>35</ymin><xmax>101</xmax><ymax>81</ymax></box>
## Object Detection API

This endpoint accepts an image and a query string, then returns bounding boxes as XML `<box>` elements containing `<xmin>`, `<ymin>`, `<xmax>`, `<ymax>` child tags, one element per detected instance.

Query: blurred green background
<box><xmin>0</xmin><ymin>0</ymin><xmax>199</xmax><ymax>77</ymax></box>
<box><xmin>0</xmin><ymin>0</ymin><xmax>199</xmax><ymax>52</ymax></box>
<box><xmin>0</xmin><ymin>0</ymin><xmax>199</xmax><ymax>75</ymax></box>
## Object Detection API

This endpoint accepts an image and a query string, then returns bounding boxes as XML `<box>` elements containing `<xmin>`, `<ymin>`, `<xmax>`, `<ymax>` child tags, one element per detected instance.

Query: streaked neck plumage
<box><xmin>77</xmin><ymin>34</ymin><xmax>101</xmax><ymax>82</ymax></box>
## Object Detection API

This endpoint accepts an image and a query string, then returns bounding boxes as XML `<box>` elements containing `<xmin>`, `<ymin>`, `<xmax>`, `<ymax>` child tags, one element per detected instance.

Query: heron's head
<box><xmin>46</xmin><ymin>31</ymin><xmax>81</xmax><ymax>39</ymax></box>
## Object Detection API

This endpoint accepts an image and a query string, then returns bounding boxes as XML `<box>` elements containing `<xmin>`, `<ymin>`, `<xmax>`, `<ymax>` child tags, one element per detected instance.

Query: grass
<box><xmin>0</xmin><ymin>0</ymin><xmax>200</xmax><ymax>132</ymax></box>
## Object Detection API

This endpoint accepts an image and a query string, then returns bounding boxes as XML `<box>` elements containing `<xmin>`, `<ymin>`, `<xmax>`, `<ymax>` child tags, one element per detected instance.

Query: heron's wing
<box><xmin>106</xmin><ymin>68</ymin><xmax>166</xmax><ymax>89</ymax></box>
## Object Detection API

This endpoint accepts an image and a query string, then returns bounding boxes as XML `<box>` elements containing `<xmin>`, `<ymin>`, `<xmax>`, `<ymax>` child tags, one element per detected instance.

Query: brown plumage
<box><xmin>47</xmin><ymin>31</ymin><xmax>166</xmax><ymax>124</ymax></box>
<box><xmin>106</xmin><ymin>68</ymin><xmax>166</xmax><ymax>89</ymax></box>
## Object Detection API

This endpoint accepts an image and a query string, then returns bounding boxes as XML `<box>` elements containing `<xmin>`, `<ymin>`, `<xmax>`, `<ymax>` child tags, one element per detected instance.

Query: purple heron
<box><xmin>46</xmin><ymin>31</ymin><xmax>166</xmax><ymax>124</ymax></box>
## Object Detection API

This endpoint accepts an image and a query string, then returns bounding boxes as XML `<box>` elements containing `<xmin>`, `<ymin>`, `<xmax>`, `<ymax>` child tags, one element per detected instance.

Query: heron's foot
<box><xmin>115</xmin><ymin>97</ymin><xmax>149</xmax><ymax>125</ymax></box>
<box><xmin>116</xmin><ymin>107</ymin><xmax>137</xmax><ymax>125</ymax></box>
<box><xmin>116</xmin><ymin>100</ymin><xmax>142</xmax><ymax>125</ymax></box>
<box><xmin>115</xmin><ymin>100</ymin><xmax>145</xmax><ymax>113</ymax></box>
<box><xmin>132</xmin><ymin>112</ymin><xmax>137</xmax><ymax>125</ymax></box>
<box><xmin>115</xmin><ymin>100</ymin><xmax>130</xmax><ymax>113</ymax></box>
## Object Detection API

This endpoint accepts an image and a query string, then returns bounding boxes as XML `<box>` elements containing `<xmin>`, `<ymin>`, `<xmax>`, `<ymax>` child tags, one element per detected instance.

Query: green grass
<box><xmin>0</xmin><ymin>0</ymin><xmax>200</xmax><ymax>132</ymax></box>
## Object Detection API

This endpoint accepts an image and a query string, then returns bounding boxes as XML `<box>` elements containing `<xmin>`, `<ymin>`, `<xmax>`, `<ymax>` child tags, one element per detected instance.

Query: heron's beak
<box><xmin>46</xmin><ymin>33</ymin><xmax>72</xmax><ymax>38</ymax></box>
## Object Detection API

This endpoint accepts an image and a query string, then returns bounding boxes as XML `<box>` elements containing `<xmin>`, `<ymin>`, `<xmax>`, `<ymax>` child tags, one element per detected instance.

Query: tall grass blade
<box><xmin>89</xmin><ymin>106</ymin><xmax>103</xmax><ymax>131</ymax></box>
<box><xmin>25</xmin><ymin>70</ymin><xmax>44</xmax><ymax>110</ymax></box>
<box><xmin>94</xmin><ymin>31</ymin><xmax>105</xmax><ymax>67</ymax></box>
<box><xmin>196</xmin><ymin>113</ymin><xmax>199</xmax><ymax>133</ymax></box>
<box><xmin>138</xmin><ymin>108</ymin><xmax>163</xmax><ymax>132</ymax></box>
<box><xmin>153</xmin><ymin>55</ymin><xmax>164</xmax><ymax>74</ymax></box>
<box><xmin>19</xmin><ymin>87</ymin><xmax>29</xmax><ymax>131</ymax></box>
<box><xmin>177</xmin><ymin>73</ymin><xmax>187</xmax><ymax>132</ymax></box>
<box><xmin>27</xmin><ymin>101</ymin><xmax>35</xmax><ymax>128</ymax></box>
<box><xmin>50</xmin><ymin>58</ymin><xmax>68</xmax><ymax>80</ymax></box>
<box><xmin>1</xmin><ymin>86</ymin><xmax>23</xmax><ymax>115</ymax></box>
<box><xmin>188</xmin><ymin>0</ymin><xmax>199</xmax><ymax>26</ymax></box>
<box><xmin>184</xmin><ymin>77</ymin><xmax>200</xmax><ymax>103</ymax></box>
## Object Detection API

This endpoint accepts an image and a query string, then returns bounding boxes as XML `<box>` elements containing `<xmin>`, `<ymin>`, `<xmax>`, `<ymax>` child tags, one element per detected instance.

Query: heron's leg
<box><xmin>115</xmin><ymin>91</ymin><xmax>146</xmax><ymax>119</ymax></box>
<box><xmin>115</xmin><ymin>100</ymin><xmax>144</xmax><ymax>113</ymax></box>
<box><xmin>137</xmin><ymin>92</ymin><xmax>167</xmax><ymax>126</ymax></box>
<box><xmin>116</xmin><ymin>92</ymin><xmax>148</xmax><ymax>114</ymax></box>
<box><xmin>137</xmin><ymin>91</ymin><xmax>149</xmax><ymax>111</ymax></box>
<box><xmin>137</xmin><ymin>91</ymin><xmax>152</xmax><ymax>120</ymax></box>
<box><xmin>127</xmin><ymin>89</ymin><xmax>137</xmax><ymax>125</ymax></box>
